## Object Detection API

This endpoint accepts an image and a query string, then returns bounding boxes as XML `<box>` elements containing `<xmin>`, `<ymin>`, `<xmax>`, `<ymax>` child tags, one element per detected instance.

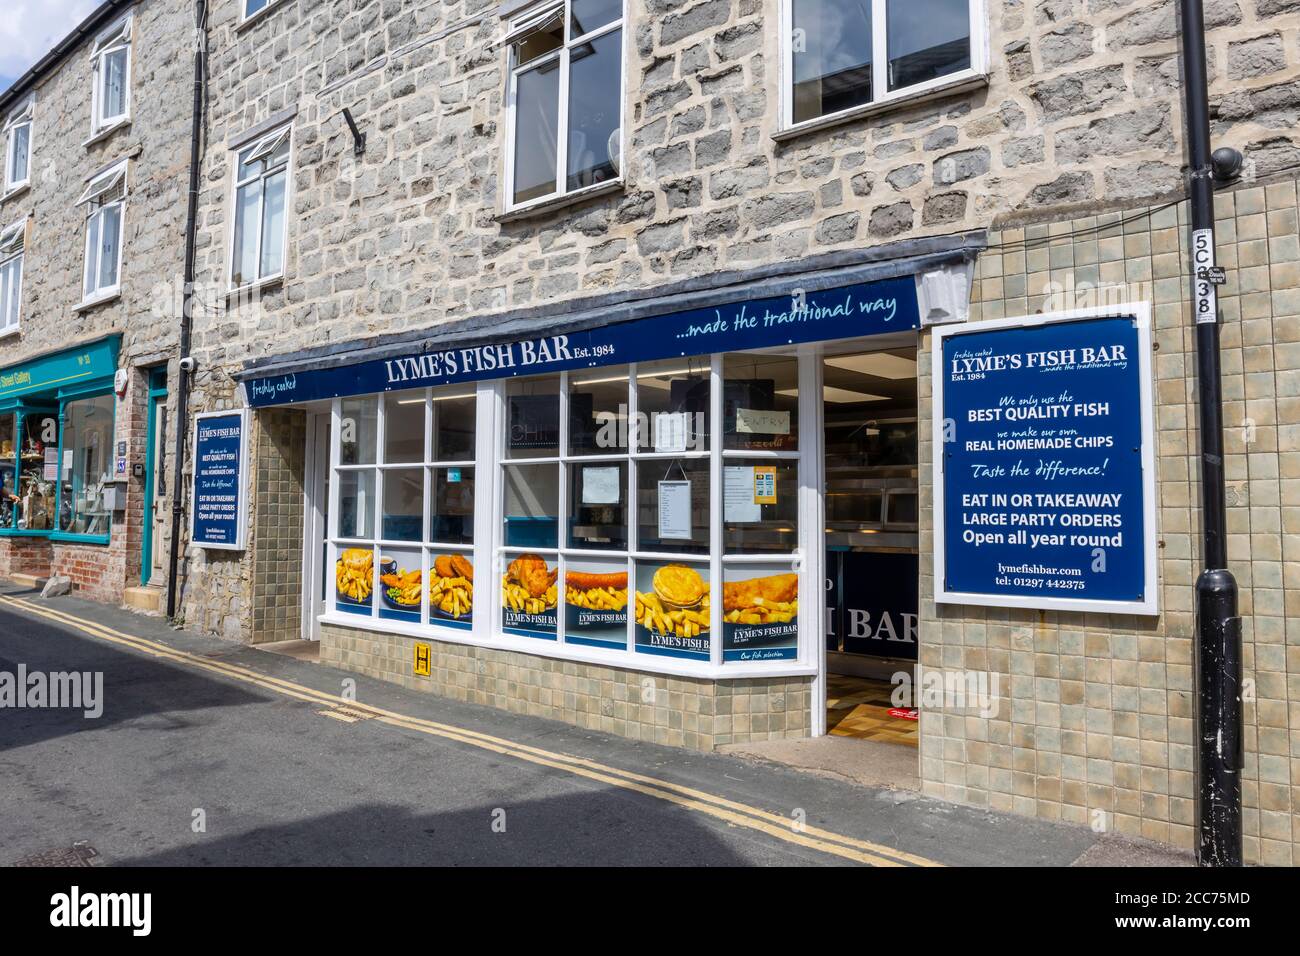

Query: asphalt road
<box><xmin>0</xmin><ymin>586</ymin><xmax>1105</xmax><ymax>867</ymax></box>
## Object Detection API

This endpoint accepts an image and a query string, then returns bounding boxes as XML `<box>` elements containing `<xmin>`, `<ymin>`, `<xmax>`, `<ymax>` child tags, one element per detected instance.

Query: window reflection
<box><xmin>636</xmin><ymin>358</ymin><xmax>710</xmax><ymax>452</ymax></box>
<box><xmin>723</xmin><ymin>352</ymin><xmax>799</xmax><ymax>451</ymax></box>
<box><xmin>569</xmin><ymin>460</ymin><xmax>627</xmax><ymax>550</ymax></box>
<box><xmin>636</xmin><ymin>457</ymin><xmax>708</xmax><ymax>554</ymax></box>
<box><xmin>792</xmin><ymin>0</ymin><xmax>873</xmax><ymax>123</ymax></box>
<box><xmin>886</xmin><ymin>0</ymin><xmax>970</xmax><ymax>90</ymax></box>
<box><xmin>569</xmin><ymin>367</ymin><xmax>628</xmax><ymax>455</ymax></box>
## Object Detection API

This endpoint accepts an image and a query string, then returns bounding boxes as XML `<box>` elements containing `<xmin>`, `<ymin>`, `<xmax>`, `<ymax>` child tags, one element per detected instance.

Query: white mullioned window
<box><xmin>77</xmin><ymin>160</ymin><xmax>128</xmax><ymax>303</ymax></box>
<box><xmin>89</xmin><ymin>13</ymin><xmax>133</xmax><ymax>135</ymax></box>
<box><xmin>504</xmin><ymin>0</ymin><xmax>625</xmax><ymax>210</ymax></box>
<box><xmin>781</xmin><ymin>0</ymin><xmax>986</xmax><ymax>129</ymax></box>
<box><xmin>3</xmin><ymin>98</ymin><xmax>33</xmax><ymax>194</ymax></box>
<box><xmin>243</xmin><ymin>0</ymin><xmax>282</xmax><ymax>20</ymax></box>
<box><xmin>230</xmin><ymin>124</ymin><xmax>291</xmax><ymax>289</ymax></box>
<box><xmin>0</xmin><ymin>218</ymin><xmax>25</xmax><ymax>334</ymax></box>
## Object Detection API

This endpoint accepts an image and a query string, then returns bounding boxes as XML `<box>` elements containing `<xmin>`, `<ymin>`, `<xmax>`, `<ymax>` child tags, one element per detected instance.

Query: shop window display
<box><xmin>57</xmin><ymin>395</ymin><xmax>114</xmax><ymax>537</ymax></box>
<box><xmin>1</xmin><ymin>409</ymin><xmax>61</xmax><ymax>532</ymax></box>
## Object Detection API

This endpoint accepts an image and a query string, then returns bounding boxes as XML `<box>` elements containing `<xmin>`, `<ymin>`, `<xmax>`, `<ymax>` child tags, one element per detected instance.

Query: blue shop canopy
<box><xmin>0</xmin><ymin>336</ymin><xmax>120</xmax><ymax>409</ymax></box>
<box><xmin>242</xmin><ymin>273</ymin><xmax>925</xmax><ymax>408</ymax></box>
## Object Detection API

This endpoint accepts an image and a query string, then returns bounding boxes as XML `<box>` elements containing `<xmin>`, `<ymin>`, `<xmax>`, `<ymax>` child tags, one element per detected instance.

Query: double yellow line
<box><xmin>0</xmin><ymin>594</ymin><xmax>941</xmax><ymax>867</ymax></box>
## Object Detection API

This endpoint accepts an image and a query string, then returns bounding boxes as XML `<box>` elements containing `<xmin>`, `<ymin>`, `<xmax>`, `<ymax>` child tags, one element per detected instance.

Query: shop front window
<box><xmin>330</xmin><ymin>383</ymin><xmax>478</xmax><ymax>628</ymax></box>
<box><xmin>322</xmin><ymin>346</ymin><xmax>820</xmax><ymax>674</ymax></box>
<box><xmin>57</xmin><ymin>395</ymin><xmax>113</xmax><ymax>538</ymax></box>
<box><xmin>0</xmin><ymin>410</ymin><xmax>60</xmax><ymax>533</ymax></box>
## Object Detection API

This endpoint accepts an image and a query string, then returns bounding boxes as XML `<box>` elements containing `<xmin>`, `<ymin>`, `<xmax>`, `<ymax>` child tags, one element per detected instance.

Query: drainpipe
<box><xmin>167</xmin><ymin>1</ymin><xmax>208</xmax><ymax>621</ymax></box>
<box><xmin>1179</xmin><ymin>0</ymin><xmax>1243</xmax><ymax>867</ymax></box>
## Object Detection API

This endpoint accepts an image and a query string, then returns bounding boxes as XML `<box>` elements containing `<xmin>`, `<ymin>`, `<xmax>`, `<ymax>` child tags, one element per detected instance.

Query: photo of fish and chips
<box><xmin>429</xmin><ymin>553</ymin><xmax>474</xmax><ymax>629</ymax></box>
<box><xmin>336</xmin><ymin>548</ymin><xmax>374</xmax><ymax>614</ymax></box>
<box><xmin>564</xmin><ymin>563</ymin><xmax>629</xmax><ymax>650</ymax></box>
<box><xmin>634</xmin><ymin>563</ymin><xmax>711</xmax><ymax>661</ymax></box>
<box><xmin>379</xmin><ymin>552</ymin><xmax>423</xmax><ymax>623</ymax></box>
<box><xmin>721</xmin><ymin>569</ymin><xmax>799</xmax><ymax>661</ymax></box>
<box><xmin>501</xmin><ymin>553</ymin><xmax>559</xmax><ymax>639</ymax></box>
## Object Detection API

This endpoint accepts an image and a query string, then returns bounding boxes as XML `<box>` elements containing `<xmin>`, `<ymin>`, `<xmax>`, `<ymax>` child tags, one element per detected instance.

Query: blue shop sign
<box><xmin>243</xmin><ymin>276</ymin><xmax>921</xmax><ymax>407</ymax></box>
<box><xmin>933</xmin><ymin>308</ymin><xmax>1157</xmax><ymax>615</ymax></box>
<box><xmin>191</xmin><ymin>410</ymin><xmax>249</xmax><ymax>550</ymax></box>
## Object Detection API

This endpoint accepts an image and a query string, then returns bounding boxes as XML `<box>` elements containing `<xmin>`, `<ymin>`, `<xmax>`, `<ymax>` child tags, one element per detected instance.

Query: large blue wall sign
<box><xmin>933</xmin><ymin>309</ymin><xmax>1157</xmax><ymax>615</ymax></box>
<box><xmin>191</xmin><ymin>410</ymin><xmax>249</xmax><ymax>550</ymax></box>
<box><xmin>243</xmin><ymin>276</ymin><xmax>920</xmax><ymax>407</ymax></box>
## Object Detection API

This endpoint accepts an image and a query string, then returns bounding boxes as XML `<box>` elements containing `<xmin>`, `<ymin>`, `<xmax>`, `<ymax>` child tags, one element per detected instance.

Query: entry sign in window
<box><xmin>191</xmin><ymin>410</ymin><xmax>249</xmax><ymax>550</ymax></box>
<box><xmin>936</xmin><ymin>312</ymin><xmax>1156</xmax><ymax>614</ymax></box>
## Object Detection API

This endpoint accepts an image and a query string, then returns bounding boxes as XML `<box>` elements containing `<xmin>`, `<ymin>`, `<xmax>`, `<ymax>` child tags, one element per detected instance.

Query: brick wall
<box><xmin>918</xmin><ymin>173</ymin><xmax>1300</xmax><ymax>866</ymax></box>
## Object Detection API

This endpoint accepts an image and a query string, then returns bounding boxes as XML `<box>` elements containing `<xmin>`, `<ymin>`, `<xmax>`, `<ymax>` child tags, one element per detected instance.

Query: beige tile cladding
<box><xmin>250</xmin><ymin>408</ymin><xmax>306</xmax><ymax>644</ymax></box>
<box><xmin>920</xmin><ymin>176</ymin><xmax>1300</xmax><ymax>867</ymax></box>
<box><xmin>319</xmin><ymin>624</ymin><xmax>812</xmax><ymax>751</ymax></box>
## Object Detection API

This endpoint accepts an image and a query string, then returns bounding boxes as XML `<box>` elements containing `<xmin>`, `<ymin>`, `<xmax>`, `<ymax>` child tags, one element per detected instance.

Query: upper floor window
<box><xmin>230</xmin><ymin>124</ymin><xmax>291</xmax><ymax>289</ymax></box>
<box><xmin>77</xmin><ymin>160</ymin><xmax>128</xmax><ymax>304</ymax></box>
<box><xmin>0</xmin><ymin>218</ymin><xmax>24</xmax><ymax>335</ymax></box>
<box><xmin>90</xmin><ymin>14</ymin><xmax>133</xmax><ymax>135</ymax></box>
<box><xmin>784</xmin><ymin>0</ymin><xmax>982</xmax><ymax>128</ymax></box>
<box><xmin>3</xmin><ymin>99</ymin><xmax>32</xmax><ymax>194</ymax></box>
<box><xmin>243</xmin><ymin>0</ymin><xmax>279</xmax><ymax>19</ymax></box>
<box><xmin>504</xmin><ymin>0</ymin><xmax>624</xmax><ymax>210</ymax></box>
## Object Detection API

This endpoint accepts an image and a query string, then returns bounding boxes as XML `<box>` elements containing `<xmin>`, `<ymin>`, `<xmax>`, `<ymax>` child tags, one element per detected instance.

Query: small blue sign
<box><xmin>939</xmin><ymin>315</ymin><xmax>1150</xmax><ymax>610</ymax></box>
<box><xmin>192</xmin><ymin>411</ymin><xmax>247</xmax><ymax>549</ymax></box>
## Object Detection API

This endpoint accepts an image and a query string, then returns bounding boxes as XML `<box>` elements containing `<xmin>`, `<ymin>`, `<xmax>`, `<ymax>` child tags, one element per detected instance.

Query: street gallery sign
<box><xmin>932</xmin><ymin>305</ymin><xmax>1157</xmax><ymax>615</ymax></box>
<box><xmin>191</xmin><ymin>409</ymin><xmax>249</xmax><ymax>550</ymax></box>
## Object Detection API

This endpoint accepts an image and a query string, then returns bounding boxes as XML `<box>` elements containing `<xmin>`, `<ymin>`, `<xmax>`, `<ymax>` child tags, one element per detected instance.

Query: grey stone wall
<box><xmin>185</xmin><ymin>0</ymin><xmax>1300</xmax><ymax>378</ymax></box>
<box><xmin>0</xmin><ymin>0</ymin><xmax>195</xmax><ymax>605</ymax></box>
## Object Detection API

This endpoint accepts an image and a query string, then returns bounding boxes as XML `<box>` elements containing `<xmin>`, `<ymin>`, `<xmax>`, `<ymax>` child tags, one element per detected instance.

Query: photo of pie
<box><xmin>652</xmin><ymin>564</ymin><xmax>705</xmax><ymax>607</ymax></box>
<box><xmin>636</xmin><ymin>563</ymin><xmax>710</xmax><ymax>640</ymax></box>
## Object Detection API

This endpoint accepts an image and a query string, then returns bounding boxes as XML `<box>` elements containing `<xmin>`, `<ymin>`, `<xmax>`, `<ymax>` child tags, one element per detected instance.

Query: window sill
<box><xmin>0</xmin><ymin>324</ymin><xmax>18</xmax><ymax>340</ymax></box>
<box><xmin>83</xmin><ymin>118</ymin><xmax>132</xmax><ymax>149</ymax></box>
<box><xmin>497</xmin><ymin>179</ymin><xmax>625</xmax><ymax>223</ymax></box>
<box><xmin>318</xmin><ymin>612</ymin><xmax>819</xmax><ymax>682</ymax></box>
<box><xmin>1</xmin><ymin>182</ymin><xmax>30</xmax><ymax>203</ymax></box>
<box><xmin>74</xmin><ymin>289</ymin><xmax>121</xmax><ymax>312</ymax></box>
<box><xmin>237</xmin><ymin>0</ymin><xmax>289</xmax><ymax>33</ymax></box>
<box><xmin>772</xmin><ymin>71</ymin><xmax>990</xmax><ymax>144</ymax></box>
<box><xmin>0</xmin><ymin>529</ymin><xmax>51</xmax><ymax>538</ymax></box>
<box><xmin>50</xmin><ymin>531</ymin><xmax>112</xmax><ymax>546</ymax></box>
<box><xmin>226</xmin><ymin>273</ymin><xmax>283</xmax><ymax>301</ymax></box>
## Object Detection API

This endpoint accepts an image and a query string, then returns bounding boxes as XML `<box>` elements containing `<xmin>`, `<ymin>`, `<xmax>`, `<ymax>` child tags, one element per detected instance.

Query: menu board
<box><xmin>191</xmin><ymin>410</ymin><xmax>248</xmax><ymax>550</ymax></box>
<box><xmin>934</xmin><ymin>309</ymin><xmax>1157</xmax><ymax>614</ymax></box>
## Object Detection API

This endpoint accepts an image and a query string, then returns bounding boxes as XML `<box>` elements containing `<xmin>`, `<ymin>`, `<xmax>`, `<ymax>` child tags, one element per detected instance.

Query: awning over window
<box><xmin>236</xmin><ymin>232</ymin><xmax>986</xmax><ymax>408</ymax></box>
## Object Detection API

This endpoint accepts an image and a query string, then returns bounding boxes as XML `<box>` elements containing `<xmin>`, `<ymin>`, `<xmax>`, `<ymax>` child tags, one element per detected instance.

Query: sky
<box><xmin>0</xmin><ymin>1</ymin><xmax>100</xmax><ymax>94</ymax></box>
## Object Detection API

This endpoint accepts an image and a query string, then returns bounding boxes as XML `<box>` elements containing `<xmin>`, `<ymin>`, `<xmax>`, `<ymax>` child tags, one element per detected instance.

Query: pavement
<box><xmin>0</xmin><ymin>583</ymin><xmax>1193</xmax><ymax>867</ymax></box>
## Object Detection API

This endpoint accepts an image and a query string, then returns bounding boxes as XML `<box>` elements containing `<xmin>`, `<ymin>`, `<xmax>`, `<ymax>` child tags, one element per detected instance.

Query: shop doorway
<box><xmin>820</xmin><ymin>343</ymin><xmax>919</xmax><ymax>747</ymax></box>
<box><xmin>141</xmin><ymin>367</ymin><xmax>169</xmax><ymax>587</ymax></box>
<box><xmin>302</xmin><ymin>411</ymin><xmax>331</xmax><ymax>641</ymax></box>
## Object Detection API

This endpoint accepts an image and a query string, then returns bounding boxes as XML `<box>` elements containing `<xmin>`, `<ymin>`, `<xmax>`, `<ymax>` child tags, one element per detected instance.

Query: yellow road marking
<box><xmin>0</xmin><ymin>595</ymin><xmax>943</xmax><ymax>867</ymax></box>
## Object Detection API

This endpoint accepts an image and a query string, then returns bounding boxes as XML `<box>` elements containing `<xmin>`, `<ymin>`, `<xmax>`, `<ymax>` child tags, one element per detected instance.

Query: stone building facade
<box><xmin>0</xmin><ymin>0</ymin><xmax>194</xmax><ymax>608</ymax></box>
<box><xmin>167</xmin><ymin>0</ymin><xmax>1300</xmax><ymax>865</ymax></box>
<box><xmin>0</xmin><ymin>0</ymin><xmax>1293</xmax><ymax>862</ymax></box>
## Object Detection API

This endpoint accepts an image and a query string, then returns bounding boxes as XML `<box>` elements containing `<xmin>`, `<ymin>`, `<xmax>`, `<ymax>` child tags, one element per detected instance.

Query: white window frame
<box><xmin>2</xmin><ymin>98</ymin><xmax>33</xmax><ymax>195</ymax></box>
<box><xmin>778</xmin><ymin>0</ymin><xmax>988</xmax><ymax>134</ymax></box>
<box><xmin>227</xmin><ymin>123</ymin><xmax>293</xmax><ymax>291</ymax></box>
<box><xmin>502</xmin><ymin>0</ymin><xmax>627</xmax><ymax>214</ymax></box>
<box><xmin>241</xmin><ymin>0</ymin><xmax>287</xmax><ymax>25</ymax></box>
<box><xmin>319</xmin><ymin>347</ymin><xmax>827</xmax><ymax>683</ymax></box>
<box><xmin>0</xmin><ymin>217</ymin><xmax>25</xmax><ymax>336</ymax></box>
<box><xmin>77</xmin><ymin>160</ymin><xmax>128</xmax><ymax>306</ymax></box>
<box><xmin>89</xmin><ymin>12</ymin><xmax>133</xmax><ymax>136</ymax></box>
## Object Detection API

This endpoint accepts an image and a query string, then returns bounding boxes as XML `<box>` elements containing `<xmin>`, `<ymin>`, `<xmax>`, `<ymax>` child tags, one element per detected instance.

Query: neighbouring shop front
<box><xmin>224</xmin><ymin>244</ymin><xmax>979</xmax><ymax>749</ymax></box>
<box><xmin>0</xmin><ymin>336</ymin><xmax>124</xmax><ymax>593</ymax></box>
